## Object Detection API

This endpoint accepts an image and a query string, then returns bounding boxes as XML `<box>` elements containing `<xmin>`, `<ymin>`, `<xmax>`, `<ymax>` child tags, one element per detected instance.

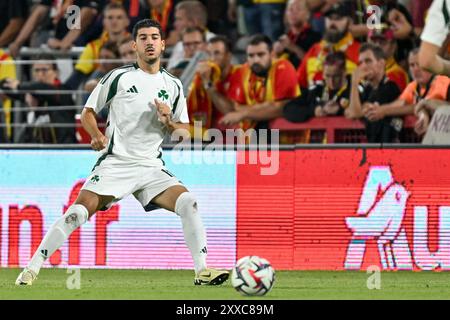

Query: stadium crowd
<box><xmin>0</xmin><ymin>0</ymin><xmax>448</xmax><ymax>144</ymax></box>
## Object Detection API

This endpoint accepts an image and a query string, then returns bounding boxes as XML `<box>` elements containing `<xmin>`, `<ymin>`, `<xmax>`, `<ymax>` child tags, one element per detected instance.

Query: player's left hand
<box><xmin>155</xmin><ymin>99</ymin><xmax>173</xmax><ymax>126</ymax></box>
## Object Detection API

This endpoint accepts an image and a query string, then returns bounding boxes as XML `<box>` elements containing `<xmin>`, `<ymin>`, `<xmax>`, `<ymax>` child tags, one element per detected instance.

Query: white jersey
<box><xmin>85</xmin><ymin>63</ymin><xmax>189</xmax><ymax>167</ymax></box>
<box><xmin>421</xmin><ymin>0</ymin><xmax>450</xmax><ymax>47</ymax></box>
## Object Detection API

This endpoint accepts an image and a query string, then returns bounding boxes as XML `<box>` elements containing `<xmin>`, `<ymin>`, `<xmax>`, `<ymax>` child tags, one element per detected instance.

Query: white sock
<box><xmin>175</xmin><ymin>192</ymin><xmax>207</xmax><ymax>275</ymax></box>
<box><xmin>27</xmin><ymin>204</ymin><xmax>89</xmax><ymax>274</ymax></box>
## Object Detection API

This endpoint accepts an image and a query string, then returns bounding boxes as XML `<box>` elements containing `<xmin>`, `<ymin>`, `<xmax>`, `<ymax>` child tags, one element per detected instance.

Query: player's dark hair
<box><xmin>132</xmin><ymin>19</ymin><xmax>164</xmax><ymax>40</ymax></box>
<box><xmin>359</xmin><ymin>42</ymin><xmax>386</xmax><ymax>61</ymax></box>
<box><xmin>209</xmin><ymin>35</ymin><xmax>233</xmax><ymax>53</ymax></box>
<box><xmin>324</xmin><ymin>51</ymin><xmax>346</xmax><ymax>70</ymax></box>
<box><xmin>248</xmin><ymin>34</ymin><xmax>273</xmax><ymax>52</ymax></box>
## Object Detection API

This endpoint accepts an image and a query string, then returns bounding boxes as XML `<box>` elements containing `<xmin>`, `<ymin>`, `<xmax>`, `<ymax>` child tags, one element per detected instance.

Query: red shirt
<box><xmin>297</xmin><ymin>32</ymin><xmax>360</xmax><ymax>88</ymax></box>
<box><xmin>228</xmin><ymin>59</ymin><xmax>300</xmax><ymax>105</ymax></box>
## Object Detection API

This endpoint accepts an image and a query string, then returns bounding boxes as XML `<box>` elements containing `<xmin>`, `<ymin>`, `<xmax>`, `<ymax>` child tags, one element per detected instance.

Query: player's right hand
<box><xmin>91</xmin><ymin>134</ymin><xmax>108</xmax><ymax>151</ymax></box>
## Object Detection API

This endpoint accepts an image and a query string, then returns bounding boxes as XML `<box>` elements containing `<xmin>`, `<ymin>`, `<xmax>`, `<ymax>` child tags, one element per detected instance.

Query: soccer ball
<box><xmin>231</xmin><ymin>256</ymin><xmax>275</xmax><ymax>296</ymax></box>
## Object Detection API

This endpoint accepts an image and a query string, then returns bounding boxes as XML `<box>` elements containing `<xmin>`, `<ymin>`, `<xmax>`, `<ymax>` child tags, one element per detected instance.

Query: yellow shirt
<box><xmin>0</xmin><ymin>49</ymin><xmax>17</xmax><ymax>139</ymax></box>
<box><xmin>75</xmin><ymin>32</ymin><xmax>110</xmax><ymax>75</ymax></box>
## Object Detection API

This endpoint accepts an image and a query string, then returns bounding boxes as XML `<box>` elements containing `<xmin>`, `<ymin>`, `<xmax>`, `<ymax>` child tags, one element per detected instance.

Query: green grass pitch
<box><xmin>0</xmin><ymin>268</ymin><xmax>449</xmax><ymax>299</ymax></box>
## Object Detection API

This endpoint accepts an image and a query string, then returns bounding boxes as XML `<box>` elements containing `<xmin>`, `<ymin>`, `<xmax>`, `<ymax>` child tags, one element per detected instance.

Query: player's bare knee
<box><xmin>174</xmin><ymin>192</ymin><xmax>198</xmax><ymax>217</ymax></box>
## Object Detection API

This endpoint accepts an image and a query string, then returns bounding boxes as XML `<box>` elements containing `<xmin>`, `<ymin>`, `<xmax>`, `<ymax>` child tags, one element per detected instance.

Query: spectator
<box><xmin>364</xmin><ymin>49</ymin><xmax>450</xmax><ymax>136</ymax></box>
<box><xmin>305</xmin><ymin>0</ymin><xmax>340</xmax><ymax>35</ymax></box>
<box><xmin>346</xmin><ymin>43</ymin><xmax>402</xmax><ymax>143</ymax></box>
<box><xmin>368</xmin><ymin>23</ymin><xmax>409</xmax><ymax>92</ymax></box>
<box><xmin>84</xmin><ymin>41</ymin><xmax>122</xmax><ymax>121</ymax></box>
<box><xmin>1</xmin><ymin>54</ymin><xmax>76</xmax><ymax>144</ymax></box>
<box><xmin>273</xmin><ymin>0</ymin><xmax>322</xmax><ymax>68</ymax></box>
<box><xmin>297</xmin><ymin>1</ymin><xmax>361</xmax><ymax>89</ymax></box>
<box><xmin>84</xmin><ymin>41</ymin><xmax>123</xmax><ymax>93</ymax></box>
<box><xmin>46</xmin><ymin>1</ymin><xmax>103</xmax><ymax>51</ymax></box>
<box><xmin>64</xmin><ymin>2</ymin><xmax>130</xmax><ymax>90</ymax></box>
<box><xmin>8</xmin><ymin>1</ymin><xmax>51</xmax><ymax>58</ymax></box>
<box><xmin>349</xmin><ymin>0</ymin><xmax>418</xmax><ymax>65</ymax></box>
<box><xmin>284</xmin><ymin>51</ymin><xmax>351</xmax><ymax>122</ymax></box>
<box><xmin>349</xmin><ymin>0</ymin><xmax>413</xmax><ymax>38</ymax></box>
<box><xmin>170</xmin><ymin>27</ymin><xmax>207</xmax><ymax>77</ymax></box>
<box><xmin>419</xmin><ymin>0</ymin><xmax>450</xmax><ymax>76</ymax></box>
<box><xmin>219</xmin><ymin>34</ymin><xmax>300</xmax><ymax>132</ymax></box>
<box><xmin>145</xmin><ymin>0</ymin><xmax>180</xmax><ymax>47</ymax></box>
<box><xmin>0</xmin><ymin>49</ymin><xmax>17</xmax><ymax>143</ymax></box>
<box><xmin>241</xmin><ymin>0</ymin><xmax>287</xmax><ymax>41</ymax></box>
<box><xmin>167</xmin><ymin>1</ymin><xmax>215</xmax><ymax>70</ymax></box>
<box><xmin>201</xmin><ymin>0</ymin><xmax>235</xmax><ymax>37</ymax></box>
<box><xmin>0</xmin><ymin>0</ymin><xmax>28</xmax><ymax>48</ymax></box>
<box><xmin>187</xmin><ymin>36</ymin><xmax>241</xmax><ymax>135</ymax></box>
<box><xmin>118</xmin><ymin>36</ymin><xmax>136</xmax><ymax>63</ymax></box>
<box><xmin>9</xmin><ymin>1</ymin><xmax>104</xmax><ymax>57</ymax></box>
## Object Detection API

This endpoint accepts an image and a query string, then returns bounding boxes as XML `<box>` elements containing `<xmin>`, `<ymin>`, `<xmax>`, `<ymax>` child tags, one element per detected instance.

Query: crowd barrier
<box><xmin>270</xmin><ymin>115</ymin><xmax>421</xmax><ymax>143</ymax></box>
<box><xmin>0</xmin><ymin>146</ymin><xmax>449</xmax><ymax>271</ymax></box>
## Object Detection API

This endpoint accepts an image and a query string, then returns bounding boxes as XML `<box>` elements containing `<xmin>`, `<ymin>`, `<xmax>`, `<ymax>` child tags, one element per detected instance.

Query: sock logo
<box><xmin>41</xmin><ymin>249</ymin><xmax>48</xmax><ymax>258</ymax></box>
<box><xmin>200</xmin><ymin>246</ymin><xmax>207</xmax><ymax>254</ymax></box>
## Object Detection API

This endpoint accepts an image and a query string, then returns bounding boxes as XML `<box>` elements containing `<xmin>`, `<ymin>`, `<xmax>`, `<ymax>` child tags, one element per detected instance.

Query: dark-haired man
<box><xmin>15</xmin><ymin>19</ymin><xmax>229</xmax><ymax>287</ymax></box>
<box><xmin>220</xmin><ymin>34</ymin><xmax>300</xmax><ymax>131</ymax></box>
<box><xmin>187</xmin><ymin>35</ymin><xmax>240</xmax><ymax>134</ymax></box>
<box><xmin>346</xmin><ymin>43</ymin><xmax>402</xmax><ymax>143</ymax></box>
<box><xmin>297</xmin><ymin>1</ymin><xmax>360</xmax><ymax>89</ymax></box>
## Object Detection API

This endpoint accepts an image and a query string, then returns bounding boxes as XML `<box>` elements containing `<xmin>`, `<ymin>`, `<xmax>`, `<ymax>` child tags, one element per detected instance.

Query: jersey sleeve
<box><xmin>172</xmin><ymin>80</ymin><xmax>189</xmax><ymax>123</ymax></box>
<box><xmin>84</xmin><ymin>70</ymin><xmax>117</xmax><ymax>113</ymax></box>
<box><xmin>227</xmin><ymin>67</ymin><xmax>247</xmax><ymax>105</ymax></box>
<box><xmin>274</xmin><ymin>60</ymin><xmax>301</xmax><ymax>100</ymax></box>
<box><xmin>421</xmin><ymin>0</ymin><xmax>450</xmax><ymax>47</ymax></box>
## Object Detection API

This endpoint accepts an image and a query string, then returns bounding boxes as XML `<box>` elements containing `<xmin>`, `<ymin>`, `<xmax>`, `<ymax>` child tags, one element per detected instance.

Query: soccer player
<box><xmin>15</xmin><ymin>19</ymin><xmax>229</xmax><ymax>287</ymax></box>
<box><xmin>419</xmin><ymin>0</ymin><xmax>450</xmax><ymax>76</ymax></box>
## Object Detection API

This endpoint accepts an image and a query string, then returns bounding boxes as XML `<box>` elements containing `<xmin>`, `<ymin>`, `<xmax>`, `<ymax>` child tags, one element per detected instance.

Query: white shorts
<box><xmin>81</xmin><ymin>158</ymin><xmax>183</xmax><ymax>211</ymax></box>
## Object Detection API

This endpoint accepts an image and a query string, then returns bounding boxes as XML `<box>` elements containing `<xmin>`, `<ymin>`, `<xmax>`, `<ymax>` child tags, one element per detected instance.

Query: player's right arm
<box><xmin>82</xmin><ymin>69</ymin><xmax>121</xmax><ymax>150</ymax></box>
<box><xmin>81</xmin><ymin>108</ymin><xmax>107</xmax><ymax>151</ymax></box>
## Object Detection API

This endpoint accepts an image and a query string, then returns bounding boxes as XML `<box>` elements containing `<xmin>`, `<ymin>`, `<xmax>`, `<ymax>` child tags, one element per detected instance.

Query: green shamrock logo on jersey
<box><xmin>90</xmin><ymin>175</ymin><xmax>100</xmax><ymax>184</ymax></box>
<box><xmin>158</xmin><ymin>89</ymin><xmax>169</xmax><ymax>101</ymax></box>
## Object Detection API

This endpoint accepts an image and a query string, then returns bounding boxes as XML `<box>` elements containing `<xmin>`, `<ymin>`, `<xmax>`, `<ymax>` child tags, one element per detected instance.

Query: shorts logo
<box><xmin>90</xmin><ymin>175</ymin><xmax>100</xmax><ymax>184</ymax></box>
<box><xmin>158</xmin><ymin>89</ymin><xmax>169</xmax><ymax>101</ymax></box>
